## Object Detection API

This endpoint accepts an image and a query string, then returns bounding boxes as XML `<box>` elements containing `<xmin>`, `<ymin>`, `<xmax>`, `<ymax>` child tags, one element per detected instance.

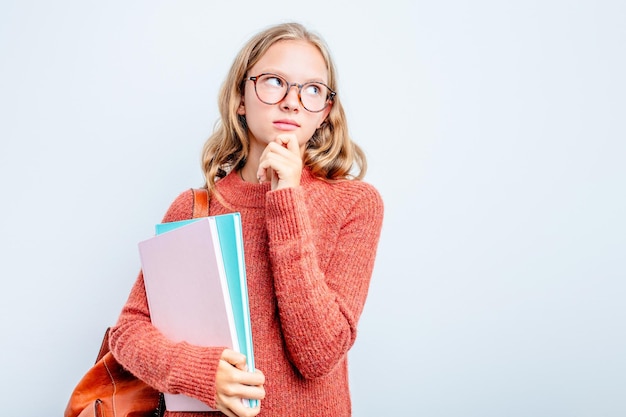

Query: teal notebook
<box><xmin>156</xmin><ymin>213</ymin><xmax>258</xmax><ymax>408</ymax></box>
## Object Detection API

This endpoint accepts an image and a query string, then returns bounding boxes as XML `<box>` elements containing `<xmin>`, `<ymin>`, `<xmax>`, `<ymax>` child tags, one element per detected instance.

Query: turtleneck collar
<box><xmin>215</xmin><ymin>167</ymin><xmax>317</xmax><ymax>209</ymax></box>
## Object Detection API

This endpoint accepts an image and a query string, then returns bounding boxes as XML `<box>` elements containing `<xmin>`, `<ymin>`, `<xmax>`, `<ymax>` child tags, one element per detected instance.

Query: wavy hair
<box><xmin>201</xmin><ymin>22</ymin><xmax>367</xmax><ymax>194</ymax></box>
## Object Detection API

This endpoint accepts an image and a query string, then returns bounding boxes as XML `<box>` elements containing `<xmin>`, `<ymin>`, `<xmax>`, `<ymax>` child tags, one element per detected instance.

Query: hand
<box><xmin>256</xmin><ymin>134</ymin><xmax>303</xmax><ymax>190</ymax></box>
<box><xmin>215</xmin><ymin>349</ymin><xmax>265</xmax><ymax>417</ymax></box>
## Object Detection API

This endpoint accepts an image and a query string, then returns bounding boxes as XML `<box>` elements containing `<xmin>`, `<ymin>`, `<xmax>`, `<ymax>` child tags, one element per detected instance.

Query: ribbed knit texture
<box><xmin>109</xmin><ymin>168</ymin><xmax>384</xmax><ymax>416</ymax></box>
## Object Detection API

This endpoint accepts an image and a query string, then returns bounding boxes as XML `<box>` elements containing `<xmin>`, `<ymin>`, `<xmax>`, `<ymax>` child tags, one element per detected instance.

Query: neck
<box><xmin>239</xmin><ymin>167</ymin><xmax>258</xmax><ymax>183</ymax></box>
<box><xmin>239</xmin><ymin>143</ymin><xmax>264</xmax><ymax>183</ymax></box>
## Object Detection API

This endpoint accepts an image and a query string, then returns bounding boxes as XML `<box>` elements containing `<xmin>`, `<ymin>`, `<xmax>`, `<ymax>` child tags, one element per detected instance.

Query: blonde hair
<box><xmin>201</xmin><ymin>22</ymin><xmax>367</xmax><ymax>193</ymax></box>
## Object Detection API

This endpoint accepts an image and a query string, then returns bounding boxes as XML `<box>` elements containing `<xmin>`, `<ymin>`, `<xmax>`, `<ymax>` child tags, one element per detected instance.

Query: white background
<box><xmin>1</xmin><ymin>1</ymin><xmax>624</xmax><ymax>415</ymax></box>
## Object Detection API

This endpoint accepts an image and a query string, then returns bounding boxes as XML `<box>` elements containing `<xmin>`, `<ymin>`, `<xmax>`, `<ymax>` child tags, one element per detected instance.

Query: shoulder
<box><xmin>341</xmin><ymin>181</ymin><xmax>384</xmax><ymax>225</ymax></box>
<box><xmin>342</xmin><ymin>180</ymin><xmax>383</xmax><ymax>207</ymax></box>
<box><xmin>310</xmin><ymin>178</ymin><xmax>384</xmax><ymax>219</ymax></box>
<box><xmin>329</xmin><ymin>179</ymin><xmax>383</xmax><ymax>207</ymax></box>
<box><xmin>160</xmin><ymin>189</ymin><xmax>194</xmax><ymax>223</ymax></box>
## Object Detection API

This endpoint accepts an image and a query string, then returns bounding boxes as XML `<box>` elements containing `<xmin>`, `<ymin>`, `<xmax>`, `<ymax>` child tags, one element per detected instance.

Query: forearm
<box><xmin>109</xmin><ymin>273</ymin><xmax>225</xmax><ymax>407</ymax></box>
<box><xmin>271</xmin><ymin>239</ymin><xmax>359</xmax><ymax>378</ymax></box>
<box><xmin>265</xmin><ymin>186</ymin><xmax>383</xmax><ymax>378</ymax></box>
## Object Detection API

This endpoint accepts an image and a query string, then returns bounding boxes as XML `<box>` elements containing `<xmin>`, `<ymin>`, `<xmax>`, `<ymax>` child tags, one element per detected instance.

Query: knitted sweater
<box><xmin>109</xmin><ymin>168</ymin><xmax>384</xmax><ymax>416</ymax></box>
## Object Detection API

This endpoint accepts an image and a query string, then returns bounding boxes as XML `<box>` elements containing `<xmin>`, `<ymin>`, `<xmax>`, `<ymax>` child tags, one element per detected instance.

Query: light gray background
<box><xmin>1</xmin><ymin>1</ymin><xmax>624</xmax><ymax>416</ymax></box>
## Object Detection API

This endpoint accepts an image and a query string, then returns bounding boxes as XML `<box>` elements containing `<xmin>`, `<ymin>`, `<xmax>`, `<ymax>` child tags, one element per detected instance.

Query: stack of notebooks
<box><xmin>138</xmin><ymin>213</ymin><xmax>256</xmax><ymax>412</ymax></box>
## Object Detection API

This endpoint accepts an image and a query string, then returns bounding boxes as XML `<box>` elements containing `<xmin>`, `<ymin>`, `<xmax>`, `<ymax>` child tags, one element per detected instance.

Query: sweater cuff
<box><xmin>167</xmin><ymin>343</ymin><xmax>225</xmax><ymax>408</ymax></box>
<box><xmin>265</xmin><ymin>187</ymin><xmax>311</xmax><ymax>242</ymax></box>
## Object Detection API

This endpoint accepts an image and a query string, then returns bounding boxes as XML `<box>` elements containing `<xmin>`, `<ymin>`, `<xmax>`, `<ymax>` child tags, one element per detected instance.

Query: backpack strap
<box><xmin>191</xmin><ymin>188</ymin><xmax>209</xmax><ymax>218</ymax></box>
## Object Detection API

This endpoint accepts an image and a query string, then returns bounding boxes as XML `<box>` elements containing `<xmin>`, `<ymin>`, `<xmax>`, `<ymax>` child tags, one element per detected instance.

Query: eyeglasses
<box><xmin>245</xmin><ymin>73</ymin><xmax>336</xmax><ymax>113</ymax></box>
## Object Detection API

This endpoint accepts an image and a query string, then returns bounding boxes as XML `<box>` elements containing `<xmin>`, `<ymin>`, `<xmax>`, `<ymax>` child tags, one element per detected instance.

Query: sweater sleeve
<box><xmin>265</xmin><ymin>182</ymin><xmax>384</xmax><ymax>379</ymax></box>
<box><xmin>108</xmin><ymin>190</ymin><xmax>225</xmax><ymax>409</ymax></box>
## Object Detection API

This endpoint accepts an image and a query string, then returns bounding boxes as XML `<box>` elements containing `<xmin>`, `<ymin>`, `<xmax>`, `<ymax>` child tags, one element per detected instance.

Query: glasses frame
<box><xmin>246</xmin><ymin>73</ymin><xmax>336</xmax><ymax>113</ymax></box>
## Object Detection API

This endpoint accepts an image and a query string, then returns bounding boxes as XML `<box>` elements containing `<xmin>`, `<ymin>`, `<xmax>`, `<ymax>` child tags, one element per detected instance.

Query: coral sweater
<box><xmin>109</xmin><ymin>168</ymin><xmax>384</xmax><ymax>416</ymax></box>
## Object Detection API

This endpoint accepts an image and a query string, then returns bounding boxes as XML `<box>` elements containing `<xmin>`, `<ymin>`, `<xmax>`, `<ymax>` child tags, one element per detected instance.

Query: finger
<box><xmin>259</xmin><ymin>155</ymin><xmax>282</xmax><ymax>189</ymax></box>
<box><xmin>271</xmin><ymin>165</ymin><xmax>279</xmax><ymax>189</ymax></box>
<box><xmin>257</xmin><ymin>138</ymin><xmax>302</xmax><ymax>189</ymax></box>
<box><xmin>281</xmin><ymin>134</ymin><xmax>300</xmax><ymax>154</ymax></box>
<box><xmin>275</xmin><ymin>133</ymin><xmax>295</xmax><ymax>147</ymax></box>
<box><xmin>258</xmin><ymin>153</ymin><xmax>301</xmax><ymax>189</ymax></box>
<box><xmin>259</xmin><ymin>140</ymin><xmax>298</xmax><ymax>166</ymax></box>
<box><xmin>247</xmin><ymin>368</ymin><xmax>266</xmax><ymax>386</ymax></box>
<box><xmin>232</xmin><ymin>367</ymin><xmax>266</xmax><ymax>386</ymax></box>
<box><xmin>219</xmin><ymin>358</ymin><xmax>265</xmax><ymax>386</ymax></box>
<box><xmin>256</xmin><ymin>145</ymin><xmax>275</xmax><ymax>183</ymax></box>
<box><xmin>262</xmin><ymin>144</ymin><xmax>300</xmax><ymax>169</ymax></box>
<box><xmin>214</xmin><ymin>369</ymin><xmax>265</xmax><ymax>415</ymax></box>
<box><xmin>264</xmin><ymin>141</ymin><xmax>292</xmax><ymax>157</ymax></box>
<box><xmin>215</xmin><ymin>403</ymin><xmax>238</xmax><ymax>417</ymax></box>
<box><xmin>235</xmin><ymin>383</ymin><xmax>266</xmax><ymax>401</ymax></box>
<box><xmin>256</xmin><ymin>162</ymin><xmax>270</xmax><ymax>184</ymax></box>
<box><xmin>219</xmin><ymin>396</ymin><xmax>262</xmax><ymax>417</ymax></box>
<box><xmin>221</xmin><ymin>348</ymin><xmax>247</xmax><ymax>370</ymax></box>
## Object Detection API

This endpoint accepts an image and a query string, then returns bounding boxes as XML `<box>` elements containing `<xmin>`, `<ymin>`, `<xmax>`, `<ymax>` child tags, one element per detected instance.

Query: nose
<box><xmin>281</xmin><ymin>84</ymin><xmax>301</xmax><ymax>111</ymax></box>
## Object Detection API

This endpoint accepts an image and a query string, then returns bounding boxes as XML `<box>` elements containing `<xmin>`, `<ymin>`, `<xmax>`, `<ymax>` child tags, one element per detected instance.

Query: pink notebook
<box><xmin>138</xmin><ymin>218</ymin><xmax>237</xmax><ymax>412</ymax></box>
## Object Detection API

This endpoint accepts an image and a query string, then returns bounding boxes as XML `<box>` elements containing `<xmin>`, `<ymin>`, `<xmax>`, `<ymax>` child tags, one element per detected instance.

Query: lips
<box><xmin>273</xmin><ymin>119</ymin><xmax>300</xmax><ymax>131</ymax></box>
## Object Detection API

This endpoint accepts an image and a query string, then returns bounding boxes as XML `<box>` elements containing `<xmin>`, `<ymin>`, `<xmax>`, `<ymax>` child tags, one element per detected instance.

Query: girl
<box><xmin>109</xmin><ymin>22</ymin><xmax>384</xmax><ymax>417</ymax></box>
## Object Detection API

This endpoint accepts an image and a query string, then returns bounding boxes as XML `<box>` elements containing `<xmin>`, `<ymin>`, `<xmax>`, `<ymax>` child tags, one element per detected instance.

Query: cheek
<box><xmin>241</xmin><ymin>91</ymin><xmax>265</xmax><ymax>123</ymax></box>
<box><xmin>312</xmin><ymin>114</ymin><xmax>327</xmax><ymax>131</ymax></box>
<box><xmin>299</xmin><ymin>120</ymin><xmax>322</xmax><ymax>143</ymax></box>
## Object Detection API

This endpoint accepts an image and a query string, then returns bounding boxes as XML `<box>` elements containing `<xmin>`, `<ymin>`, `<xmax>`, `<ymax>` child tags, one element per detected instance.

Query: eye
<box><xmin>303</xmin><ymin>83</ymin><xmax>323</xmax><ymax>97</ymax></box>
<box><xmin>262</xmin><ymin>75</ymin><xmax>285</xmax><ymax>88</ymax></box>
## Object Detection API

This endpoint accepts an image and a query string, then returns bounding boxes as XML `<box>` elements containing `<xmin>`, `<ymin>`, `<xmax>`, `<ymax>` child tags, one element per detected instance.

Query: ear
<box><xmin>237</xmin><ymin>97</ymin><xmax>245</xmax><ymax>116</ymax></box>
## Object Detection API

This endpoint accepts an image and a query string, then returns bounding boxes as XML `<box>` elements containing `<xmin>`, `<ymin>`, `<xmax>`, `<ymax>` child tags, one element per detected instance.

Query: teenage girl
<box><xmin>110</xmin><ymin>22</ymin><xmax>384</xmax><ymax>417</ymax></box>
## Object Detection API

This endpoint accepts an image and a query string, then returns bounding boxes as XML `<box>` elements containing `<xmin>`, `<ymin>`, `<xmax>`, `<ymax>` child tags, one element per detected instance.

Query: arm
<box><xmin>109</xmin><ymin>271</ymin><xmax>226</xmax><ymax>407</ymax></box>
<box><xmin>265</xmin><ymin>183</ymin><xmax>384</xmax><ymax>379</ymax></box>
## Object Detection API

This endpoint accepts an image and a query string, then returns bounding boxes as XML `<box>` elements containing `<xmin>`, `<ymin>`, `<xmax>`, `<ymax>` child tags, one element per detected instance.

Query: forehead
<box><xmin>251</xmin><ymin>40</ymin><xmax>328</xmax><ymax>81</ymax></box>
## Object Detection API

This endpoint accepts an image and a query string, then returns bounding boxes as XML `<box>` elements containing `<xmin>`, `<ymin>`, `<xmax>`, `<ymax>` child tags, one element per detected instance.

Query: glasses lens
<box><xmin>255</xmin><ymin>74</ymin><xmax>287</xmax><ymax>105</ymax></box>
<box><xmin>300</xmin><ymin>82</ymin><xmax>329</xmax><ymax>112</ymax></box>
